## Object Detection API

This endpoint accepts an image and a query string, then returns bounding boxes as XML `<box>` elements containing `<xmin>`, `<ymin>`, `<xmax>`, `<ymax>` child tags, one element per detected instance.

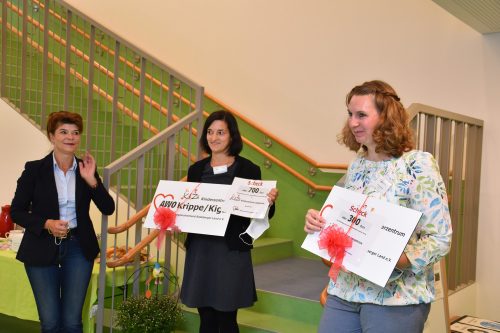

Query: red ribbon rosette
<box><xmin>318</xmin><ymin>224</ymin><xmax>353</xmax><ymax>281</ymax></box>
<box><xmin>154</xmin><ymin>207</ymin><xmax>178</xmax><ymax>249</ymax></box>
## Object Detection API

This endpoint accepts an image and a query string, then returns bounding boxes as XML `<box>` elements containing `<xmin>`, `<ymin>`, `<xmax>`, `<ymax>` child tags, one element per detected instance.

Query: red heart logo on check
<box><xmin>320</xmin><ymin>204</ymin><xmax>333</xmax><ymax>217</ymax></box>
<box><xmin>153</xmin><ymin>193</ymin><xmax>174</xmax><ymax>210</ymax></box>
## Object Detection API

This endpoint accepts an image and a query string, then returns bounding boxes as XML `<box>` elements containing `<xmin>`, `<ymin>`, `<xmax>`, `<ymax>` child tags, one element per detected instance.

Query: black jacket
<box><xmin>185</xmin><ymin>155</ymin><xmax>275</xmax><ymax>251</ymax></box>
<box><xmin>11</xmin><ymin>152</ymin><xmax>115</xmax><ymax>265</ymax></box>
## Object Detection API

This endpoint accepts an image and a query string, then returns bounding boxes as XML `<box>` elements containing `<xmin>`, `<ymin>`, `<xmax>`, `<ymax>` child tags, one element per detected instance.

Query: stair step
<box><xmin>254</xmin><ymin>257</ymin><xmax>329</xmax><ymax>301</ymax></box>
<box><xmin>252</xmin><ymin>238</ymin><xmax>294</xmax><ymax>265</ymax></box>
<box><xmin>179</xmin><ymin>303</ymin><xmax>319</xmax><ymax>333</ymax></box>
<box><xmin>253</xmin><ymin>290</ymin><xmax>322</xmax><ymax>326</ymax></box>
<box><xmin>238</xmin><ymin>307</ymin><xmax>318</xmax><ymax>333</ymax></box>
<box><xmin>178</xmin><ymin>310</ymin><xmax>274</xmax><ymax>333</ymax></box>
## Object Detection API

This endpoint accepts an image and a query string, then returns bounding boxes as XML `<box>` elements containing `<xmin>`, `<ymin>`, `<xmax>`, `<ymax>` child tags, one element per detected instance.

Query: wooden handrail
<box><xmin>105</xmin><ymin>204</ymin><xmax>152</xmax><ymax>268</ymax></box>
<box><xmin>206</xmin><ymin>93</ymin><xmax>348</xmax><ymax>170</ymax></box>
<box><xmin>107</xmin><ymin>204</ymin><xmax>151</xmax><ymax>234</ymax></box>
<box><xmin>197</xmin><ymin>113</ymin><xmax>338</xmax><ymax>191</ymax></box>
<box><xmin>105</xmin><ymin>175</ymin><xmax>188</xmax><ymax>268</ymax></box>
<box><xmin>107</xmin><ymin>175</ymin><xmax>187</xmax><ymax>234</ymax></box>
<box><xmin>106</xmin><ymin>230</ymin><xmax>159</xmax><ymax>268</ymax></box>
<box><xmin>243</xmin><ymin>137</ymin><xmax>334</xmax><ymax>191</ymax></box>
<box><xmin>407</xmin><ymin>103</ymin><xmax>484</xmax><ymax>126</ymax></box>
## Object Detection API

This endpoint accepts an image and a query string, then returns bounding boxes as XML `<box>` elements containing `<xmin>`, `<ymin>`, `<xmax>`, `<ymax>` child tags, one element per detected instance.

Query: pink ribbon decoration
<box><xmin>153</xmin><ymin>207</ymin><xmax>178</xmax><ymax>249</ymax></box>
<box><xmin>318</xmin><ymin>224</ymin><xmax>353</xmax><ymax>281</ymax></box>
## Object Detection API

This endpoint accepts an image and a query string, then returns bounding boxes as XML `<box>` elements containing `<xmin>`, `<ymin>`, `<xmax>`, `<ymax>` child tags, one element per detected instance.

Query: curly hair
<box><xmin>338</xmin><ymin>80</ymin><xmax>414</xmax><ymax>157</ymax></box>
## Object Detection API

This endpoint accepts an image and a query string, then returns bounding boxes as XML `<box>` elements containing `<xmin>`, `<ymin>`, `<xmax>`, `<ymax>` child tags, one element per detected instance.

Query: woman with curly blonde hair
<box><xmin>305</xmin><ymin>80</ymin><xmax>452</xmax><ymax>333</ymax></box>
<box><xmin>339</xmin><ymin>80</ymin><xmax>414</xmax><ymax>157</ymax></box>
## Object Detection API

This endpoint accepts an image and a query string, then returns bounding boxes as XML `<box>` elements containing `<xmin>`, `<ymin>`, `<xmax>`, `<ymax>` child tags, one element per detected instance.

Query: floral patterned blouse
<box><xmin>327</xmin><ymin>150</ymin><xmax>452</xmax><ymax>305</ymax></box>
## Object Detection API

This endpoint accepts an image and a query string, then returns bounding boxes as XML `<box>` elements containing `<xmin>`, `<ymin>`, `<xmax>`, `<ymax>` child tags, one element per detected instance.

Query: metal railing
<box><xmin>408</xmin><ymin>103</ymin><xmax>483</xmax><ymax>291</ymax></box>
<box><xmin>1</xmin><ymin>0</ymin><xmax>202</xmax><ymax>172</ymax></box>
<box><xmin>1</xmin><ymin>1</ymin><xmax>204</xmax><ymax>332</ymax></box>
<box><xmin>98</xmin><ymin>112</ymin><xmax>202</xmax><ymax>332</ymax></box>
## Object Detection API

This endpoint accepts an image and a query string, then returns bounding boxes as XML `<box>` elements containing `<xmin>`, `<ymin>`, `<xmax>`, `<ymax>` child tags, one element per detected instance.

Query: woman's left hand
<box><xmin>79</xmin><ymin>151</ymin><xmax>98</xmax><ymax>187</ymax></box>
<box><xmin>395</xmin><ymin>252</ymin><xmax>411</xmax><ymax>270</ymax></box>
<box><xmin>267</xmin><ymin>188</ymin><xmax>279</xmax><ymax>205</ymax></box>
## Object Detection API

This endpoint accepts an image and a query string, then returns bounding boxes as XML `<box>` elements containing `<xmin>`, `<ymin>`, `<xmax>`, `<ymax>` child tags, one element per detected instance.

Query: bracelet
<box><xmin>90</xmin><ymin>182</ymin><xmax>98</xmax><ymax>189</ymax></box>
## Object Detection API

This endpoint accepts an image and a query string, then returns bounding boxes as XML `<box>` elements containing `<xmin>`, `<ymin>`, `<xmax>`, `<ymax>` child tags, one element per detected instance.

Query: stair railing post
<box><xmin>63</xmin><ymin>8</ymin><xmax>71</xmax><ymax>110</ymax></box>
<box><xmin>40</xmin><ymin>0</ymin><xmax>49</xmax><ymax>126</ymax></box>
<box><xmin>95</xmin><ymin>167</ymin><xmax>111</xmax><ymax>333</ymax></box>
<box><xmin>110</xmin><ymin>40</ymin><xmax>120</xmax><ymax>162</ymax></box>
<box><xmin>1</xmin><ymin>0</ymin><xmax>8</xmax><ymax>98</ymax></box>
<box><xmin>85</xmin><ymin>24</ymin><xmax>95</xmax><ymax>151</ymax></box>
<box><xmin>19</xmin><ymin>0</ymin><xmax>28</xmax><ymax>112</ymax></box>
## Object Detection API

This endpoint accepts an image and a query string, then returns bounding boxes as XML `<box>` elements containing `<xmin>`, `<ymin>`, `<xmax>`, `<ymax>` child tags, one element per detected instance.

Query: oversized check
<box><xmin>224</xmin><ymin>177</ymin><xmax>277</xmax><ymax>219</ymax></box>
<box><xmin>143</xmin><ymin>180</ymin><xmax>231</xmax><ymax>236</ymax></box>
<box><xmin>302</xmin><ymin>186</ymin><xmax>422</xmax><ymax>287</ymax></box>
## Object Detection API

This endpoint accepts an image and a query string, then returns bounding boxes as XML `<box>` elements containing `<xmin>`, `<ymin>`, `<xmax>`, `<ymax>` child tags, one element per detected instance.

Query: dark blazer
<box><xmin>185</xmin><ymin>155</ymin><xmax>275</xmax><ymax>251</ymax></box>
<box><xmin>10</xmin><ymin>152</ymin><xmax>115</xmax><ymax>265</ymax></box>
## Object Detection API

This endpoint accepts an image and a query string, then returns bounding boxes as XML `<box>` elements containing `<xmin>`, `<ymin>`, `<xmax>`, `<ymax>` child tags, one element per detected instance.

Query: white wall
<box><xmin>9</xmin><ymin>0</ymin><xmax>500</xmax><ymax>322</ymax></box>
<box><xmin>475</xmin><ymin>32</ymin><xmax>500</xmax><ymax>321</ymax></box>
<box><xmin>0</xmin><ymin>100</ymin><xmax>52</xmax><ymax>205</ymax></box>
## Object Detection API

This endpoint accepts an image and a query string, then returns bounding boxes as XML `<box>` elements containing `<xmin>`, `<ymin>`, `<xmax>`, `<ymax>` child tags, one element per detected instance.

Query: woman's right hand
<box><xmin>304</xmin><ymin>209</ymin><xmax>326</xmax><ymax>233</ymax></box>
<box><xmin>44</xmin><ymin>219</ymin><xmax>69</xmax><ymax>237</ymax></box>
<box><xmin>79</xmin><ymin>151</ymin><xmax>98</xmax><ymax>188</ymax></box>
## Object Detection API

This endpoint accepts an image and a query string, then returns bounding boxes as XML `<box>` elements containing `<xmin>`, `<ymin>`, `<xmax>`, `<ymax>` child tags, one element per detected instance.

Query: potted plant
<box><xmin>115</xmin><ymin>264</ymin><xmax>183</xmax><ymax>333</ymax></box>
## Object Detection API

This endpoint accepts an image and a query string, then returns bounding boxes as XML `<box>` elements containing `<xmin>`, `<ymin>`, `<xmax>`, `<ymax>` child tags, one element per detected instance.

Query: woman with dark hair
<box><xmin>180</xmin><ymin>110</ymin><xmax>278</xmax><ymax>333</ymax></box>
<box><xmin>304</xmin><ymin>81</ymin><xmax>452</xmax><ymax>333</ymax></box>
<box><xmin>11</xmin><ymin>111</ymin><xmax>115</xmax><ymax>333</ymax></box>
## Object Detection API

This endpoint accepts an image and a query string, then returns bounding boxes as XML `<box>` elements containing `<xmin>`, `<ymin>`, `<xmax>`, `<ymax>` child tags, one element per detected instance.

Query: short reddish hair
<box><xmin>337</xmin><ymin>80</ymin><xmax>414</xmax><ymax>157</ymax></box>
<box><xmin>46</xmin><ymin>111</ymin><xmax>83</xmax><ymax>140</ymax></box>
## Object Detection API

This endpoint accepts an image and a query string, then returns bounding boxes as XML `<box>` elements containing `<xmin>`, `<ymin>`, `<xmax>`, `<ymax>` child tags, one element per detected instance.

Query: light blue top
<box><xmin>327</xmin><ymin>150</ymin><xmax>452</xmax><ymax>305</ymax></box>
<box><xmin>53</xmin><ymin>154</ymin><xmax>78</xmax><ymax>229</ymax></box>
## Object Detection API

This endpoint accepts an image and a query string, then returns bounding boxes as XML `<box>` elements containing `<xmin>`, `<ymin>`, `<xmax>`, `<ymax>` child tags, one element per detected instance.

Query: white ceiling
<box><xmin>433</xmin><ymin>0</ymin><xmax>500</xmax><ymax>34</ymax></box>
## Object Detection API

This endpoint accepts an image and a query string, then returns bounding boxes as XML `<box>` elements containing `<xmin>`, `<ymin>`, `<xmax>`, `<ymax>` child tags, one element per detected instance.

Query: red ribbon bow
<box><xmin>318</xmin><ymin>224</ymin><xmax>353</xmax><ymax>281</ymax></box>
<box><xmin>154</xmin><ymin>207</ymin><xmax>178</xmax><ymax>249</ymax></box>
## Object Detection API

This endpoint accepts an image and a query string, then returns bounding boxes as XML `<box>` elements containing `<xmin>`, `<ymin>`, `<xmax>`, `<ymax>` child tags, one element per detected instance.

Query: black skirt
<box><xmin>180</xmin><ymin>233</ymin><xmax>257</xmax><ymax>311</ymax></box>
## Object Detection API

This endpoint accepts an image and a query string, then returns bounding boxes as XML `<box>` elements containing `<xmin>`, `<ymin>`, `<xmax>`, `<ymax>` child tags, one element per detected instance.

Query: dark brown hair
<box><xmin>338</xmin><ymin>80</ymin><xmax>414</xmax><ymax>157</ymax></box>
<box><xmin>200</xmin><ymin>110</ymin><xmax>243</xmax><ymax>156</ymax></box>
<box><xmin>46</xmin><ymin>111</ymin><xmax>83</xmax><ymax>140</ymax></box>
